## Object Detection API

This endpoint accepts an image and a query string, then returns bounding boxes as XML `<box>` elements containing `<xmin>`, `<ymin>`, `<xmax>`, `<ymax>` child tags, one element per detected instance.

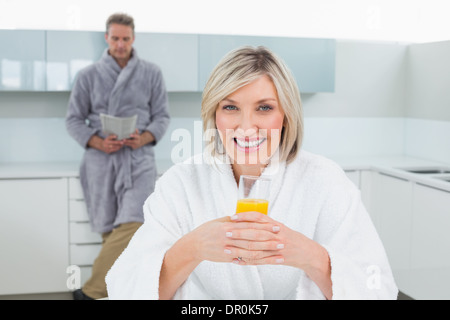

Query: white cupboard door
<box><xmin>410</xmin><ymin>184</ymin><xmax>450</xmax><ymax>300</ymax></box>
<box><xmin>371</xmin><ymin>172</ymin><xmax>413</xmax><ymax>295</ymax></box>
<box><xmin>0</xmin><ymin>30</ymin><xmax>46</xmax><ymax>91</ymax></box>
<box><xmin>0</xmin><ymin>178</ymin><xmax>69</xmax><ymax>294</ymax></box>
<box><xmin>344</xmin><ymin>170</ymin><xmax>360</xmax><ymax>189</ymax></box>
<box><xmin>133</xmin><ymin>33</ymin><xmax>199</xmax><ymax>92</ymax></box>
<box><xmin>360</xmin><ymin>170</ymin><xmax>375</xmax><ymax>226</ymax></box>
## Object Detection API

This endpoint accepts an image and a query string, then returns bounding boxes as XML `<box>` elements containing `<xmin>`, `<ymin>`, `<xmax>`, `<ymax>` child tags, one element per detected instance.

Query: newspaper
<box><xmin>100</xmin><ymin>113</ymin><xmax>137</xmax><ymax>140</ymax></box>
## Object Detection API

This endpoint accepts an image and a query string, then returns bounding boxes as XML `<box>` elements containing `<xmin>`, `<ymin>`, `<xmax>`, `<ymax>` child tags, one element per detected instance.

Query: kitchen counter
<box><xmin>0</xmin><ymin>161</ymin><xmax>80</xmax><ymax>179</ymax></box>
<box><xmin>1</xmin><ymin>154</ymin><xmax>450</xmax><ymax>192</ymax></box>
<box><xmin>334</xmin><ymin>155</ymin><xmax>450</xmax><ymax>192</ymax></box>
<box><xmin>0</xmin><ymin>159</ymin><xmax>175</xmax><ymax>179</ymax></box>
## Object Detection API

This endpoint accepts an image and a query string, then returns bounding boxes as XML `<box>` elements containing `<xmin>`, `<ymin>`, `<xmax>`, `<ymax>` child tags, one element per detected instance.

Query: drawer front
<box><xmin>70</xmin><ymin>244</ymin><xmax>102</xmax><ymax>266</ymax></box>
<box><xmin>69</xmin><ymin>177</ymin><xmax>84</xmax><ymax>200</ymax></box>
<box><xmin>69</xmin><ymin>200</ymin><xmax>89</xmax><ymax>222</ymax></box>
<box><xmin>70</xmin><ymin>222</ymin><xmax>102</xmax><ymax>244</ymax></box>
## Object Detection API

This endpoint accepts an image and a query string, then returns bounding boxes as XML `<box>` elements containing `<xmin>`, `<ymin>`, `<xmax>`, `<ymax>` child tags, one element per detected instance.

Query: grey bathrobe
<box><xmin>66</xmin><ymin>48</ymin><xmax>170</xmax><ymax>233</ymax></box>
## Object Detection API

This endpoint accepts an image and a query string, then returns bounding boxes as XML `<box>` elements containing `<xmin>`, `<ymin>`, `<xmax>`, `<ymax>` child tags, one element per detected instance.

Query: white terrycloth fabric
<box><xmin>106</xmin><ymin>150</ymin><xmax>398</xmax><ymax>300</ymax></box>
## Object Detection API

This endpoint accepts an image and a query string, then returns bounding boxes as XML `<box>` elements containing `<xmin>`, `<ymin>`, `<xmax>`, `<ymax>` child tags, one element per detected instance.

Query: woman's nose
<box><xmin>238</xmin><ymin>113</ymin><xmax>257</xmax><ymax>135</ymax></box>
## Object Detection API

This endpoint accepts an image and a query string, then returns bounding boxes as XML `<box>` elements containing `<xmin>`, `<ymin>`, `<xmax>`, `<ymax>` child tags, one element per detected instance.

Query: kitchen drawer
<box><xmin>69</xmin><ymin>199</ymin><xmax>89</xmax><ymax>222</ymax></box>
<box><xmin>70</xmin><ymin>244</ymin><xmax>102</xmax><ymax>266</ymax></box>
<box><xmin>69</xmin><ymin>222</ymin><xmax>102</xmax><ymax>244</ymax></box>
<box><xmin>80</xmin><ymin>266</ymin><xmax>93</xmax><ymax>287</ymax></box>
<box><xmin>69</xmin><ymin>177</ymin><xmax>84</xmax><ymax>200</ymax></box>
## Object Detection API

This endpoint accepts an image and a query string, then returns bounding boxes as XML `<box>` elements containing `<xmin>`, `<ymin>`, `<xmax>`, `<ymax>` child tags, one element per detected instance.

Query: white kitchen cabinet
<box><xmin>0</xmin><ymin>30</ymin><xmax>46</xmax><ymax>91</ymax></box>
<box><xmin>198</xmin><ymin>34</ymin><xmax>335</xmax><ymax>92</ymax></box>
<box><xmin>1</xmin><ymin>30</ymin><xmax>336</xmax><ymax>93</ymax></box>
<box><xmin>134</xmin><ymin>33</ymin><xmax>199</xmax><ymax>92</ymax></box>
<box><xmin>371</xmin><ymin>172</ymin><xmax>413</xmax><ymax>295</ymax></box>
<box><xmin>68</xmin><ymin>178</ymin><xmax>102</xmax><ymax>287</ymax></box>
<box><xmin>409</xmin><ymin>184</ymin><xmax>450</xmax><ymax>299</ymax></box>
<box><xmin>46</xmin><ymin>31</ymin><xmax>106</xmax><ymax>91</ymax></box>
<box><xmin>359</xmin><ymin>170</ymin><xmax>375</xmax><ymax>226</ymax></box>
<box><xmin>0</xmin><ymin>178</ymin><xmax>69</xmax><ymax>294</ymax></box>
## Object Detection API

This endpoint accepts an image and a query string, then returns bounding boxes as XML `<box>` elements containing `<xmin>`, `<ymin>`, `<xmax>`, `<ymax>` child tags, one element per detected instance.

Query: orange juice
<box><xmin>236</xmin><ymin>199</ymin><xmax>269</xmax><ymax>215</ymax></box>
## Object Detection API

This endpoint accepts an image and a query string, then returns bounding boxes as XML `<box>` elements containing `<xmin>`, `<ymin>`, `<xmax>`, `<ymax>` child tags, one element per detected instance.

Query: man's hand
<box><xmin>87</xmin><ymin>134</ymin><xmax>124</xmax><ymax>154</ymax></box>
<box><xmin>123</xmin><ymin>129</ymin><xmax>155</xmax><ymax>150</ymax></box>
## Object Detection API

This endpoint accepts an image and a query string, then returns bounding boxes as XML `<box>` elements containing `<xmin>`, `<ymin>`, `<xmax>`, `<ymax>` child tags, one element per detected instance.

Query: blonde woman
<box><xmin>106</xmin><ymin>46</ymin><xmax>398</xmax><ymax>300</ymax></box>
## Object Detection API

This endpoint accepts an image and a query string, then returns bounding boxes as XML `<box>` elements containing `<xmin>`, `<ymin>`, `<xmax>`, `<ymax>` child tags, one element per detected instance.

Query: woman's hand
<box><xmin>222</xmin><ymin>212</ymin><xmax>285</xmax><ymax>265</ymax></box>
<box><xmin>225</xmin><ymin>211</ymin><xmax>332</xmax><ymax>299</ymax></box>
<box><xmin>189</xmin><ymin>214</ymin><xmax>283</xmax><ymax>264</ymax></box>
<box><xmin>161</xmin><ymin>212</ymin><xmax>332</xmax><ymax>299</ymax></box>
<box><xmin>225</xmin><ymin>212</ymin><xmax>325</xmax><ymax>269</ymax></box>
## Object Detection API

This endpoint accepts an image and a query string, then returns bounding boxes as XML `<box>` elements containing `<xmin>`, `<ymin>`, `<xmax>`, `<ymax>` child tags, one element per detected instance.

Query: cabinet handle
<box><xmin>417</xmin><ymin>182</ymin><xmax>450</xmax><ymax>194</ymax></box>
<box><xmin>379</xmin><ymin>172</ymin><xmax>409</xmax><ymax>182</ymax></box>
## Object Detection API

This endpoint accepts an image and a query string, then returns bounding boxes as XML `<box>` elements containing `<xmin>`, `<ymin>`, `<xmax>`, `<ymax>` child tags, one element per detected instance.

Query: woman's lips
<box><xmin>233</xmin><ymin>137</ymin><xmax>267</xmax><ymax>152</ymax></box>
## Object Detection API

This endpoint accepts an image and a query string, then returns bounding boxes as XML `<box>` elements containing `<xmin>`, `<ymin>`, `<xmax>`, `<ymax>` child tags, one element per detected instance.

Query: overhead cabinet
<box><xmin>46</xmin><ymin>31</ymin><xmax>106</xmax><ymax>91</ymax></box>
<box><xmin>0</xmin><ymin>30</ymin><xmax>335</xmax><ymax>92</ymax></box>
<box><xmin>0</xmin><ymin>30</ymin><xmax>46</xmax><ymax>91</ymax></box>
<box><xmin>133</xmin><ymin>33</ymin><xmax>198</xmax><ymax>92</ymax></box>
<box><xmin>198</xmin><ymin>35</ymin><xmax>336</xmax><ymax>93</ymax></box>
<box><xmin>46</xmin><ymin>32</ymin><xmax>199</xmax><ymax>92</ymax></box>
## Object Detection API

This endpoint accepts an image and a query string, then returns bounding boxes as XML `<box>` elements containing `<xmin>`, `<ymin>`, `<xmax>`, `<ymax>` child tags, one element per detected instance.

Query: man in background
<box><xmin>66</xmin><ymin>12</ymin><xmax>170</xmax><ymax>300</ymax></box>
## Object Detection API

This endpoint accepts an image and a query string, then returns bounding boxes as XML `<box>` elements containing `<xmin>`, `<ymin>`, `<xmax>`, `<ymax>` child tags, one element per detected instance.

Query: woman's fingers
<box><xmin>228</xmin><ymin>239</ymin><xmax>284</xmax><ymax>251</ymax></box>
<box><xmin>220</xmin><ymin>213</ymin><xmax>288</xmax><ymax>266</ymax></box>
<box><xmin>228</xmin><ymin>221</ymin><xmax>281</xmax><ymax>233</ymax></box>
<box><xmin>226</xmin><ymin>227</ymin><xmax>278</xmax><ymax>241</ymax></box>
<box><xmin>231</xmin><ymin>211</ymin><xmax>273</xmax><ymax>223</ymax></box>
<box><xmin>224</xmin><ymin>246</ymin><xmax>284</xmax><ymax>265</ymax></box>
<box><xmin>233</xmin><ymin>256</ymin><xmax>285</xmax><ymax>265</ymax></box>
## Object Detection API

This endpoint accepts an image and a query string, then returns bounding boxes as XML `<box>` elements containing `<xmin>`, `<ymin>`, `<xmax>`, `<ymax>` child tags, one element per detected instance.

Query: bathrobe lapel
<box><xmin>95</xmin><ymin>49</ymin><xmax>140</xmax><ymax>189</ymax></box>
<box><xmin>96</xmin><ymin>48</ymin><xmax>139</xmax><ymax>116</ymax></box>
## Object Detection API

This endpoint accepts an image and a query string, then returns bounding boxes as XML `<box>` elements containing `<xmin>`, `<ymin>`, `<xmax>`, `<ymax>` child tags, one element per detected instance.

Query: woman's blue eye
<box><xmin>223</xmin><ymin>105</ymin><xmax>237</xmax><ymax>110</ymax></box>
<box><xmin>259</xmin><ymin>105</ymin><xmax>273</xmax><ymax>111</ymax></box>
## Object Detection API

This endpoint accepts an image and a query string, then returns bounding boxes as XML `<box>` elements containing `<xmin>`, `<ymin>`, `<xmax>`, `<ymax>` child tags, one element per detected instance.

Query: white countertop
<box><xmin>334</xmin><ymin>155</ymin><xmax>450</xmax><ymax>192</ymax></box>
<box><xmin>0</xmin><ymin>161</ymin><xmax>81</xmax><ymax>179</ymax></box>
<box><xmin>1</xmin><ymin>154</ymin><xmax>450</xmax><ymax>192</ymax></box>
<box><xmin>0</xmin><ymin>159</ymin><xmax>174</xmax><ymax>179</ymax></box>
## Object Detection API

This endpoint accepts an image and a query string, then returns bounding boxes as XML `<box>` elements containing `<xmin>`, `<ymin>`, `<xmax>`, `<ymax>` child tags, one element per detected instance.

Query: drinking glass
<box><xmin>236</xmin><ymin>175</ymin><xmax>271</xmax><ymax>215</ymax></box>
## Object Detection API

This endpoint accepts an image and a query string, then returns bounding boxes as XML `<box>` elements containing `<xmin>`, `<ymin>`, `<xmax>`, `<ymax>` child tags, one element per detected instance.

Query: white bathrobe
<box><xmin>106</xmin><ymin>150</ymin><xmax>398</xmax><ymax>300</ymax></box>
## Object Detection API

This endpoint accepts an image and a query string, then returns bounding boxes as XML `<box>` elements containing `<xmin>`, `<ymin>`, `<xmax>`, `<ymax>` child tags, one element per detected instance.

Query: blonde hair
<box><xmin>201</xmin><ymin>46</ymin><xmax>303</xmax><ymax>164</ymax></box>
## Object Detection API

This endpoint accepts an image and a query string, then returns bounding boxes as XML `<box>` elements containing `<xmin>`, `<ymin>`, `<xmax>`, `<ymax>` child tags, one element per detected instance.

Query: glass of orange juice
<box><xmin>236</xmin><ymin>175</ymin><xmax>271</xmax><ymax>215</ymax></box>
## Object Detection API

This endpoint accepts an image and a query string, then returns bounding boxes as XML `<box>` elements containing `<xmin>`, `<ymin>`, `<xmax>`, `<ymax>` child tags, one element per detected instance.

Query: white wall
<box><xmin>2</xmin><ymin>0</ymin><xmax>449</xmax><ymax>43</ymax></box>
<box><xmin>403</xmin><ymin>40</ymin><xmax>450</xmax><ymax>164</ymax></box>
<box><xmin>303</xmin><ymin>40</ymin><xmax>406</xmax><ymax>118</ymax></box>
<box><xmin>406</xmin><ymin>41</ymin><xmax>450</xmax><ymax>121</ymax></box>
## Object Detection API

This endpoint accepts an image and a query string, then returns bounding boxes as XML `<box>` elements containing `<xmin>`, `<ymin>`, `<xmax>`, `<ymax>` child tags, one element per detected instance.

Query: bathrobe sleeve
<box><xmin>105</xmin><ymin>170</ymin><xmax>183</xmax><ymax>299</ymax></box>
<box><xmin>65</xmin><ymin>68</ymin><xmax>98</xmax><ymax>148</ymax></box>
<box><xmin>296</xmin><ymin>169</ymin><xmax>398</xmax><ymax>300</ymax></box>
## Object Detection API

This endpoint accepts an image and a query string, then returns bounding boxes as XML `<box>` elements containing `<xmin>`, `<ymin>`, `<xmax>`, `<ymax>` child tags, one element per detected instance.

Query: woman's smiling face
<box><xmin>215</xmin><ymin>75</ymin><xmax>285</xmax><ymax>167</ymax></box>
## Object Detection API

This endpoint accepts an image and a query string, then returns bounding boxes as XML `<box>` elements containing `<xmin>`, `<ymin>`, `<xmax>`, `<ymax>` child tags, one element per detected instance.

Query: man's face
<box><xmin>105</xmin><ymin>23</ymin><xmax>135</xmax><ymax>63</ymax></box>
